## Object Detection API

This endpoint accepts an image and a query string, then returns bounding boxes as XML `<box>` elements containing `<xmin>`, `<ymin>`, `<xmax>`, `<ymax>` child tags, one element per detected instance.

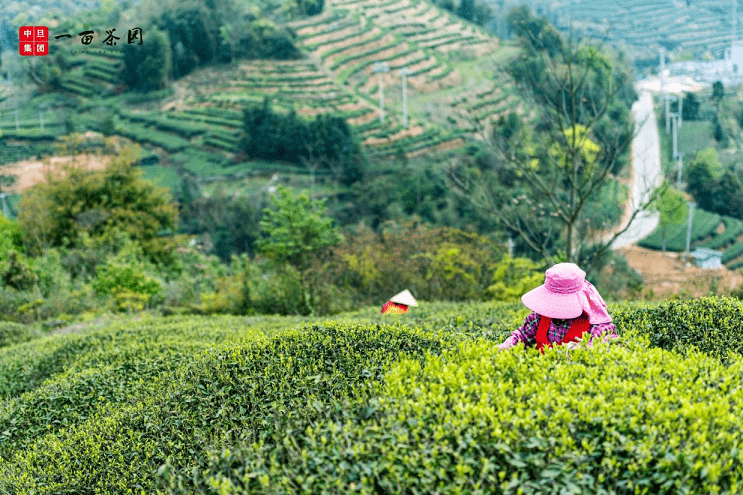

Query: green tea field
<box><xmin>2</xmin><ymin>296</ymin><xmax>743</xmax><ymax>493</ymax></box>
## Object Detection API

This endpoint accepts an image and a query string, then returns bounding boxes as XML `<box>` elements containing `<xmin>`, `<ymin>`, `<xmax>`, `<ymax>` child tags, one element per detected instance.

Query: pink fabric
<box><xmin>520</xmin><ymin>263</ymin><xmax>612</xmax><ymax>324</ymax></box>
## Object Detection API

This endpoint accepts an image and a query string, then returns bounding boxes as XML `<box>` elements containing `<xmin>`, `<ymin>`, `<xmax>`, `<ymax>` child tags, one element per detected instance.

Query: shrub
<box><xmin>0</xmin><ymin>250</ymin><xmax>39</xmax><ymax>292</ymax></box>
<box><xmin>217</xmin><ymin>339</ymin><xmax>743</xmax><ymax>494</ymax></box>
<box><xmin>0</xmin><ymin>322</ymin><xmax>39</xmax><ymax>348</ymax></box>
<box><xmin>609</xmin><ymin>295</ymin><xmax>743</xmax><ymax>363</ymax></box>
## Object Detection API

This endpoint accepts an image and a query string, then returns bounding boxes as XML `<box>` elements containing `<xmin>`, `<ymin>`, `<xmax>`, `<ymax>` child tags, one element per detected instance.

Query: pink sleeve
<box><xmin>587</xmin><ymin>322</ymin><xmax>618</xmax><ymax>346</ymax></box>
<box><xmin>499</xmin><ymin>312</ymin><xmax>540</xmax><ymax>350</ymax></box>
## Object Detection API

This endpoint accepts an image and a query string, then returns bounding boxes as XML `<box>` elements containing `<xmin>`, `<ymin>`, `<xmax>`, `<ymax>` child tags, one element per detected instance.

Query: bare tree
<box><xmin>446</xmin><ymin>26</ymin><xmax>659</xmax><ymax>278</ymax></box>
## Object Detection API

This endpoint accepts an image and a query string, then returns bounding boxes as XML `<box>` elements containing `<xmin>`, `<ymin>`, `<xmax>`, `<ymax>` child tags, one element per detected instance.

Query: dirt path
<box><xmin>0</xmin><ymin>153</ymin><xmax>113</xmax><ymax>193</ymax></box>
<box><xmin>617</xmin><ymin>245</ymin><xmax>743</xmax><ymax>299</ymax></box>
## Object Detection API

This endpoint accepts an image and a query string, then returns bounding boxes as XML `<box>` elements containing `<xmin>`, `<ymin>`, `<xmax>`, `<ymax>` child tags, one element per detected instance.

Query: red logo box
<box><xmin>35</xmin><ymin>26</ymin><xmax>48</xmax><ymax>40</ymax></box>
<box><xmin>19</xmin><ymin>26</ymin><xmax>34</xmax><ymax>42</ymax></box>
<box><xmin>19</xmin><ymin>26</ymin><xmax>49</xmax><ymax>56</ymax></box>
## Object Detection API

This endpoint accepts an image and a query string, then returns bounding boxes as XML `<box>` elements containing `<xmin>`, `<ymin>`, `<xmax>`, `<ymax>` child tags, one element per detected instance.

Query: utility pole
<box><xmin>676</xmin><ymin>152</ymin><xmax>685</xmax><ymax>189</ymax></box>
<box><xmin>686</xmin><ymin>201</ymin><xmax>695</xmax><ymax>257</ymax></box>
<box><xmin>400</xmin><ymin>66</ymin><xmax>412</xmax><ymax>128</ymax></box>
<box><xmin>373</xmin><ymin>62</ymin><xmax>390</xmax><ymax>125</ymax></box>
<box><xmin>14</xmin><ymin>107</ymin><xmax>19</xmax><ymax>131</ymax></box>
<box><xmin>0</xmin><ymin>193</ymin><xmax>7</xmax><ymax>218</ymax></box>
<box><xmin>665</xmin><ymin>94</ymin><xmax>675</xmax><ymax>134</ymax></box>
<box><xmin>678</xmin><ymin>94</ymin><xmax>683</xmax><ymax>129</ymax></box>
<box><xmin>671</xmin><ymin>112</ymin><xmax>679</xmax><ymax>159</ymax></box>
<box><xmin>660</xmin><ymin>47</ymin><xmax>667</xmax><ymax>132</ymax></box>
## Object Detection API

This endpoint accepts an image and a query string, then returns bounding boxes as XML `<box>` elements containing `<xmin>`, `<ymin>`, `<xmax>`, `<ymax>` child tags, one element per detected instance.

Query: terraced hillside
<box><xmin>283</xmin><ymin>0</ymin><xmax>520</xmax><ymax>158</ymax></box>
<box><xmin>548</xmin><ymin>0</ymin><xmax>741</xmax><ymax>58</ymax></box>
<box><xmin>0</xmin><ymin>0</ymin><xmax>527</xmax><ymax>208</ymax></box>
<box><xmin>638</xmin><ymin>209</ymin><xmax>743</xmax><ymax>271</ymax></box>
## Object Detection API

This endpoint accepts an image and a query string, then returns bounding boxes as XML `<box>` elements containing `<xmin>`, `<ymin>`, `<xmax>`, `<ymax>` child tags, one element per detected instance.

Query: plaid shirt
<box><xmin>499</xmin><ymin>311</ymin><xmax>618</xmax><ymax>350</ymax></box>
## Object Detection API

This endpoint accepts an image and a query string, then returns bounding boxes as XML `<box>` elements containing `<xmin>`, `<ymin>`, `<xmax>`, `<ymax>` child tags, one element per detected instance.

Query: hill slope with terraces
<box><xmin>543</xmin><ymin>0</ymin><xmax>743</xmax><ymax>60</ymax></box>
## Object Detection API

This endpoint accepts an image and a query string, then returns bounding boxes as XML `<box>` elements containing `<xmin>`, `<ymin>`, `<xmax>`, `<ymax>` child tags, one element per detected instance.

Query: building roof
<box><xmin>691</xmin><ymin>247</ymin><xmax>722</xmax><ymax>260</ymax></box>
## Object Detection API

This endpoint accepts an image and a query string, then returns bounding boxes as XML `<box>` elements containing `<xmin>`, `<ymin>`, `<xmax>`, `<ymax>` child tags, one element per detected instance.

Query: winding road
<box><xmin>606</xmin><ymin>90</ymin><xmax>663</xmax><ymax>250</ymax></box>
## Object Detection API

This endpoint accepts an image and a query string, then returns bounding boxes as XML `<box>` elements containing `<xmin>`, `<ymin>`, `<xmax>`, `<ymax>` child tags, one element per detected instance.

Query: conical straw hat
<box><xmin>389</xmin><ymin>289</ymin><xmax>418</xmax><ymax>307</ymax></box>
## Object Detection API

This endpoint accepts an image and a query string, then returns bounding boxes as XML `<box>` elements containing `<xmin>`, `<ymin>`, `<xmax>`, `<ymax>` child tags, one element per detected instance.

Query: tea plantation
<box><xmin>2</xmin><ymin>296</ymin><xmax>743</xmax><ymax>493</ymax></box>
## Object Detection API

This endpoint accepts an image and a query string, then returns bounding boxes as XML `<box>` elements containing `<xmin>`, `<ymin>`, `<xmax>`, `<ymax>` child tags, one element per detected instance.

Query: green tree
<box><xmin>686</xmin><ymin>148</ymin><xmax>723</xmax><ymax>202</ymax></box>
<box><xmin>712</xmin><ymin>81</ymin><xmax>724</xmax><ymax>102</ymax></box>
<box><xmin>256</xmin><ymin>186</ymin><xmax>343</xmax><ymax>315</ymax></box>
<box><xmin>0</xmin><ymin>216</ymin><xmax>24</xmax><ymax>260</ymax></box>
<box><xmin>485</xmin><ymin>254</ymin><xmax>543</xmax><ymax>301</ymax></box>
<box><xmin>122</xmin><ymin>28</ymin><xmax>170</xmax><ymax>91</ymax></box>
<box><xmin>681</xmin><ymin>92</ymin><xmax>700</xmax><ymax>121</ymax></box>
<box><xmin>650</xmin><ymin>181</ymin><xmax>688</xmax><ymax>253</ymax></box>
<box><xmin>457</xmin><ymin>0</ymin><xmax>475</xmax><ymax>22</ymax></box>
<box><xmin>17</xmin><ymin>145</ymin><xmax>178</xmax><ymax>265</ymax></box>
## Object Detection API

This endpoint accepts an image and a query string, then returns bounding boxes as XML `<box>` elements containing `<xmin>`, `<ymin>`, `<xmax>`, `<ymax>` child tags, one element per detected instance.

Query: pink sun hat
<box><xmin>521</xmin><ymin>262</ymin><xmax>612</xmax><ymax>324</ymax></box>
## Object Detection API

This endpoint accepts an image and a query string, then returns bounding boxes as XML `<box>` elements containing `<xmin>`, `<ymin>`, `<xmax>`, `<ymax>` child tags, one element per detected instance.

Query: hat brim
<box><xmin>521</xmin><ymin>285</ymin><xmax>583</xmax><ymax>319</ymax></box>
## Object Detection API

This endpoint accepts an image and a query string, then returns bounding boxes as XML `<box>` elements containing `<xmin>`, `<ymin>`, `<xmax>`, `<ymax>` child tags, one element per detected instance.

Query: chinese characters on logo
<box><xmin>54</xmin><ymin>27</ymin><xmax>143</xmax><ymax>46</ymax></box>
<box><xmin>18</xmin><ymin>26</ymin><xmax>48</xmax><ymax>56</ymax></box>
<box><xmin>19</xmin><ymin>26</ymin><xmax>144</xmax><ymax>55</ymax></box>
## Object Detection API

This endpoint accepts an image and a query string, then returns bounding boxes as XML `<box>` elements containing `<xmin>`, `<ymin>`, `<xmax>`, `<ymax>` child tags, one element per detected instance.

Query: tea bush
<box><xmin>0</xmin><ymin>319</ymin><xmax>463</xmax><ymax>493</ymax></box>
<box><xmin>202</xmin><ymin>340</ymin><xmax>743</xmax><ymax>494</ymax></box>
<box><xmin>0</xmin><ymin>322</ymin><xmax>39</xmax><ymax>348</ymax></box>
<box><xmin>2</xmin><ymin>297</ymin><xmax>743</xmax><ymax>493</ymax></box>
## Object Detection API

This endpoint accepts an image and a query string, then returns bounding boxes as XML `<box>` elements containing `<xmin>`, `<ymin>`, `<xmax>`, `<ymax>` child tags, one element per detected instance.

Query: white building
<box><xmin>691</xmin><ymin>247</ymin><xmax>723</xmax><ymax>269</ymax></box>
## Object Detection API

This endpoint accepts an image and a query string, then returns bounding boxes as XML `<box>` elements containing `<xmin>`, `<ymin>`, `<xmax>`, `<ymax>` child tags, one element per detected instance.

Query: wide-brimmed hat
<box><xmin>521</xmin><ymin>263</ymin><xmax>611</xmax><ymax>324</ymax></box>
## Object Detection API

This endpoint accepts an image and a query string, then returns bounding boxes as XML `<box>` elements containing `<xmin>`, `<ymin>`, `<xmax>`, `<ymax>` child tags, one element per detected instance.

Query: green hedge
<box><xmin>215</xmin><ymin>335</ymin><xmax>743</xmax><ymax>494</ymax></box>
<box><xmin>0</xmin><ymin>318</ymin><xmax>462</xmax><ymax>492</ymax></box>
<box><xmin>723</xmin><ymin>240</ymin><xmax>743</xmax><ymax>265</ymax></box>
<box><xmin>0</xmin><ymin>322</ymin><xmax>39</xmax><ymax>349</ymax></box>
<box><xmin>639</xmin><ymin>207</ymin><xmax>721</xmax><ymax>252</ymax></box>
<box><xmin>5</xmin><ymin>298</ymin><xmax>743</xmax><ymax>492</ymax></box>
<box><xmin>699</xmin><ymin>216</ymin><xmax>743</xmax><ymax>250</ymax></box>
<box><xmin>114</xmin><ymin>122</ymin><xmax>189</xmax><ymax>153</ymax></box>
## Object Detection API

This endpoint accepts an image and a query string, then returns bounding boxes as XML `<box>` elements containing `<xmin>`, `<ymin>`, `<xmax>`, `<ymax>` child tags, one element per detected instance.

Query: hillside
<box><xmin>0</xmin><ymin>0</ymin><xmax>527</xmax><ymax>211</ymax></box>
<box><xmin>547</xmin><ymin>0</ymin><xmax>742</xmax><ymax>61</ymax></box>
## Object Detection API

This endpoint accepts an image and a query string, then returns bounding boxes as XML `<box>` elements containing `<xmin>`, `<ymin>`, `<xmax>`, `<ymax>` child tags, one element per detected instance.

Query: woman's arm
<box><xmin>586</xmin><ymin>322</ymin><xmax>618</xmax><ymax>346</ymax></box>
<box><xmin>498</xmin><ymin>312</ymin><xmax>540</xmax><ymax>350</ymax></box>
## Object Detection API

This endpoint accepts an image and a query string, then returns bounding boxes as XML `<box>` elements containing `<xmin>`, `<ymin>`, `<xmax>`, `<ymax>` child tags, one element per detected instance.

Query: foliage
<box><xmin>506</xmin><ymin>5</ymin><xmax>563</xmax><ymax>57</ymax></box>
<box><xmin>3</xmin><ymin>298</ymin><xmax>743</xmax><ymax>491</ymax></box>
<box><xmin>650</xmin><ymin>181</ymin><xmax>688</xmax><ymax>252</ymax></box>
<box><xmin>684</xmin><ymin>148</ymin><xmax>743</xmax><ymax>220</ymax></box>
<box><xmin>0</xmin><ymin>250</ymin><xmax>39</xmax><ymax>292</ymax></box>
<box><xmin>485</xmin><ymin>254</ymin><xmax>543</xmax><ymax>301</ymax></box>
<box><xmin>257</xmin><ymin>186</ymin><xmax>342</xmax><ymax>273</ymax></box>
<box><xmin>122</xmin><ymin>27</ymin><xmax>171</xmax><ymax>92</ymax></box>
<box><xmin>638</xmin><ymin>206</ymin><xmax>720</xmax><ymax>253</ymax></box>
<box><xmin>257</xmin><ymin>185</ymin><xmax>343</xmax><ymax>315</ymax></box>
<box><xmin>0</xmin><ymin>216</ymin><xmax>24</xmax><ymax>261</ymax></box>
<box><xmin>0</xmin><ymin>316</ymin><xmax>462</xmax><ymax>492</ymax></box>
<box><xmin>178</xmin><ymin>193</ymin><xmax>265</xmax><ymax>262</ymax></box>
<box><xmin>313</xmin><ymin>219</ymin><xmax>505</xmax><ymax>307</ymax></box>
<box><xmin>241</xmin><ymin>99</ymin><xmax>367</xmax><ymax>186</ymax></box>
<box><xmin>0</xmin><ymin>321</ymin><xmax>39</xmax><ymax>348</ymax></box>
<box><xmin>681</xmin><ymin>91</ymin><xmax>700</xmax><ymax>120</ymax></box>
<box><xmin>144</xmin><ymin>298</ymin><xmax>743</xmax><ymax>494</ymax></box>
<box><xmin>17</xmin><ymin>145</ymin><xmax>178</xmax><ymax>266</ymax></box>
